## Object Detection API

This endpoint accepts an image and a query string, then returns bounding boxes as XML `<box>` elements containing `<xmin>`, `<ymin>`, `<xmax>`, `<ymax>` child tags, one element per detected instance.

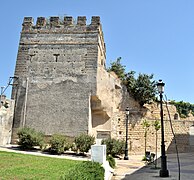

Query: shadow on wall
<box><xmin>166</xmin><ymin>133</ymin><xmax>194</xmax><ymax>154</ymax></box>
<box><xmin>120</xmin><ymin>85</ymin><xmax>149</xmax><ymax>129</ymax></box>
<box><xmin>120</xmin><ymin>85</ymin><xmax>140</xmax><ymax>111</ymax></box>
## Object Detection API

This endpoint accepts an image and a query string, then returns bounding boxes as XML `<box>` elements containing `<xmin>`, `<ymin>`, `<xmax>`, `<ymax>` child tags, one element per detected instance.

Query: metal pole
<box><xmin>23</xmin><ymin>78</ymin><xmax>29</xmax><ymax>127</ymax></box>
<box><xmin>124</xmin><ymin>112</ymin><xmax>129</xmax><ymax>160</ymax></box>
<box><xmin>0</xmin><ymin>86</ymin><xmax>4</xmax><ymax>107</ymax></box>
<box><xmin>1</xmin><ymin>87</ymin><xmax>3</xmax><ymax>95</ymax></box>
<box><xmin>159</xmin><ymin>93</ymin><xmax>169</xmax><ymax>177</ymax></box>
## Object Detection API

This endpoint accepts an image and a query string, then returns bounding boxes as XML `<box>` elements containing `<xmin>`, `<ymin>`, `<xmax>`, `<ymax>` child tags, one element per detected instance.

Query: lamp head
<box><xmin>125</xmin><ymin>107</ymin><xmax>130</xmax><ymax>115</ymax></box>
<box><xmin>157</xmin><ymin>79</ymin><xmax>165</xmax><ymax>93</ymax></box>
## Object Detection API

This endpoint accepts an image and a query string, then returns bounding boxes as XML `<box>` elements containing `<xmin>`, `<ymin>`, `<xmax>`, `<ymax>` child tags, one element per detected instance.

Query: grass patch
<box><xmin>0</xmin><ymin>151</ymin><xmax>86</xmax><ymax>179</ymax></box>
<box><xmin>62</xmin><ymin>161</ymin><xmax>104</xmax><ymax>180</ymax></box>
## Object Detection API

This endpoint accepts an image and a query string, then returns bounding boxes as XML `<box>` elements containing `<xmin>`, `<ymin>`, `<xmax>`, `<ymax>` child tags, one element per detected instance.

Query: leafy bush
<box><xmin>107</xmin><ymin>155</ymin><xmax>116</xmax><ymax>168</ymax></box>
<box><xmin>64</xmin><ymin>141</ymin><xmax>73</xmax><ymax>151</ymax></box>
<box><xmin>17</xmin><ymin>127</ymin><xmax>44</xmax><ymax>150</ymax></box>
<box><xmin>49</xmin><ymin>134</ymin><xmax>66</xmax><ymax>154</ymax></box>
<box><xmin>107</xmin><ymin>58</ymin><xmax>157</xmax><ymax>106</ymax></box>
<box><xmin>70</xmin><ymin>142</ymin><xmax>77</xmax><ymax>152</ymax></box>
<box><xmin>62</xmin><ymin>161</ymin><xmax>104</xmax><ymax>180</ymax></box>
<box><xmin>107</xmin><ymin>57</ymin><xmax>126</xmax><ymax>80</ymax></box>
<box><xmin>142</xmin><ymin>119</ymin><xmax>150</xmax><ymax>155</ymax></box>
<box><xmin>170</xmin><ymin>100</ymin><xmax>194</xmax><ymax>118</ymax></box>
<box><xmin>124</xmin><ymin>72</ymin><xmax>157</xmax><ymax>106</ymax></box>
<box><xmin>142</xmin><ymin>155</ymin><xmax>147</xmax><ymax>161</ymax></box>
<box><xmin>102</xmin><ymin>138</ymin><xmax>125</xmax><ymax>157</ymax></box>
<box><xmin>74</xmin><ymin>133</ymin><xmax>95</xmax><ymax>153</ymax></box>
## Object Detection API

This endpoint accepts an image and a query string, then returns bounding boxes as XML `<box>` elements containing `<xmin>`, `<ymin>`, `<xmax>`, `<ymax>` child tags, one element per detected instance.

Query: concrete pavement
<box><xmin>112</xmin><ymin>155</ymin><xmax>145</xmax><ymax>180</ymax></box>
<box><xmin>112</xmin><ymin>153</ymin><xmax>194</xmax><ymax>180</ymax></box>
<box><xmin>0</xmin><ymin>145</ymin><xmax>90</xmax><ymax>161</ymax></box>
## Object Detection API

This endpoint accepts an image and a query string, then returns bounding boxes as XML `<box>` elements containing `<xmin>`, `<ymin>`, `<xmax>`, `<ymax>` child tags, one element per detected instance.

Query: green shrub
<box><xmin>17</xmin><ymin>127</ymin><xmax>44</xmax><ymax>150</ymax></box>
<box><xmin>74</xmin><ymin>133</ymin><xmax>95</xmax><ymax>153</ymax></box>
<box><xmin>62</xmin><ymin>161</ymin><xmax>104</xmax><ymax>180</ymax></box>
<box><xmin>49</xmin><ymin>134</ymin><xmax>66</xmax><ymax>154</ymax></box>
<box><xmin>107</xmin><ymin>58</ymin><xmax>157</xmax><ymax>106</ymax></box>
<box><xmin>107</xmin><ymin>155</ymin><xmax>116</xmax><ymax>168</ymax></box>
<box><xmin>142</xmin><ymin>155</ymin><xmax>147</xmax><ymax>161</ymax></box>
<box><xmin>102</xmin><ymin>138</ymin><xmax>125</xmax><ymax>157</ymax></box>
<box><xmin>64</xmin><ymin>141</ymin><xmax>73</xmax><ymax>151</ymax></box>
<box><xmin>170</xmin><ymin>100</ymin><xmax>194</xmax><ymax>118</ymax></box>
<box><xmin>70</xmin><ymin>142</ymin><xmax>77</xmax><ymax>152</ymax></box>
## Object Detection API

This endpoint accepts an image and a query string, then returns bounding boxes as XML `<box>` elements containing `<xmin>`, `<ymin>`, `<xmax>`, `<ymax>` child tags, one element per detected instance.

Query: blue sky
<box><xmin>1</xmin><ymin>0</ymin><xmax>194</xmax><ymax>103</ymax></box>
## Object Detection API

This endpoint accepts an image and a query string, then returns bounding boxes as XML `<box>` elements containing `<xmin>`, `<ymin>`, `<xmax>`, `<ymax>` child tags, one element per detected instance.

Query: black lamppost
<box><xmin>157</xmin><ymin>80</ymin><xmax>169</xmax><ymax>177</ymax></box>
<box><xmin>124</xmin><ymin>107</ymin><xmax>130</xmax><ymax>160</ymax></box>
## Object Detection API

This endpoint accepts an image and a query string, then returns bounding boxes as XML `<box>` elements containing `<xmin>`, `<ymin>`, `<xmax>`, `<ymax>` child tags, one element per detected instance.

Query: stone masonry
<box><xmin>0</xmin><ymin>96</ymin><xmax>14</xmax><ymax>145</ymax></box>
<box><xmin>11</xmin><ymin>16</ymin><xmax>134</xmax><ymax>141</ymax></box>
<box><xmin>118</xmin><ymin>102</ymin><xmax>194</xmax><ymax>154</ymax></box>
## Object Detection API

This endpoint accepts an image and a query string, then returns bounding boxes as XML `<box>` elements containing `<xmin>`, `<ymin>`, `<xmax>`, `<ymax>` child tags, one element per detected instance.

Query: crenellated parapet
<box><xmin>21</xmin><ymin>15</ymin><xmax>106</xmax><ymax>61</ymax></box>
<box><xmin>22</xmin><ymin>16</ymin><xmax>101</xmax><ymax>32</ymax></box>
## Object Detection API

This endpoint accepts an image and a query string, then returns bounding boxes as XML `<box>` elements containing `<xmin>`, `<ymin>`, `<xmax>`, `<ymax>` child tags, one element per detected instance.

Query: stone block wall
<box><xmin>118</xmin><ymin>103</ymin><xmax>194</xmax><ymax>154</ymax></box>
<box><xmin>0</xmin><ymin>96</ymin><xmax>14</xmax><ymax>145</ymax></box>
<box><xmin>12</xmin><ymin>16</ymin><xmax>106</xmax><ymax>138</ymax></box>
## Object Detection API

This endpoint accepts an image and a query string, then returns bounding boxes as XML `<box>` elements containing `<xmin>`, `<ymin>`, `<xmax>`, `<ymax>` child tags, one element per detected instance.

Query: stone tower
<box><xmin>12</xmin><ymin>16</ymin><xmax>120</xmax><ymax>140</ymax></box>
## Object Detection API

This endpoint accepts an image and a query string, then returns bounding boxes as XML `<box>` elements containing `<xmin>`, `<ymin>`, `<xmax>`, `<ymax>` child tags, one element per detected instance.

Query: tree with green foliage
<box><xmin>153</xmin><ymin>120</ymin><xmax>160</xmax><ymax>168</ymax></box>
<box><xmin>170</xmin><ymin>100</ymin><xmax>194</xmax><ymax>118</ymax></box>
<box><xmin>107</xmin><ymin>58</ymin><xmax>157</xmax><ymax>106</ymax></box>
<box><xmin>107</xmin><ymin>57</ymin><xmax>126</xmax><ymax>80</ymax></box>
<box><xmin>125</xmin><ymin>72</ymin><xmax>157</xmax><ymax>106</ymax></box>
<box><xmin>142</xmin><ymin>119</ymin><xmax>150</xmax><ymax>156</ymax></box>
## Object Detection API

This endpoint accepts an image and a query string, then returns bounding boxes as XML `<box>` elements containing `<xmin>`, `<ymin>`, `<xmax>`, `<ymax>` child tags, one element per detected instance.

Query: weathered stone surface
<box><xmin>12</xmin><ymin>16</ymin><xmax>104</xmax><ymax>139</ymax></box>
<box><xmin>118</xmin><ymin>103</ymin><xmax>194</xmax><ymax>154</ymax></box>
<box><xmin>0</xmin><ymin>97</ymin><xmax>14</xmax><ymax>145</ymax></box>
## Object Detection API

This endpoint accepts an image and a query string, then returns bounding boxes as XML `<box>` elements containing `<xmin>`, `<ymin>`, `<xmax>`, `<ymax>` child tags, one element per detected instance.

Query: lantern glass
<box><xmin>126</xmin><ymin>107</ymin><xmax>130</xmax><ymax>115</ymax></box>
<box><xmin>157</xmin><ymin>80</ymin><xmax>165</xmax><ymax>93</ymax></box>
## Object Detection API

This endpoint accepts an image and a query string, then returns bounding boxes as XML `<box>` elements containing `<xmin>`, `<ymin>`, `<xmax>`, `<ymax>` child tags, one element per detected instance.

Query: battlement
<box><xmin>22</xmin><ymin>16</ymin><xmax>101</xmax><ymax>32</ymax></box>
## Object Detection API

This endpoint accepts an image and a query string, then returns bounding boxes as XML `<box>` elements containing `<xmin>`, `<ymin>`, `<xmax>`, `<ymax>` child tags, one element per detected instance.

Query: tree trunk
<box><xmin>155</xmin><ymin>130</ymin><xmax>158</xmax><ymax>168</ymax></box>
<box><xmin>145</xmin><ymin>131</ymin><xmax>147</xmax><ymax>155</ymax></box>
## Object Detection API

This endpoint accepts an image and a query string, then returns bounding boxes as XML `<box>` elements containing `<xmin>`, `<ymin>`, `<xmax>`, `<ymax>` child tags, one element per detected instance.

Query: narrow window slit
<box><xmin>53</xmin><ymin>54</ymin><xmax>60</xmax><ymax>62</ymax></box>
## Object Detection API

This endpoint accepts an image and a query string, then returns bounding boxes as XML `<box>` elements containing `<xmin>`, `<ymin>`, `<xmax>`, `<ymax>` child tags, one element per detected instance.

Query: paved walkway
<box><xmin>112</xmin><ymin>153</ymin><xmax>194</xmax><ymax>180</ymax></box>
<box><xmin>0</xmin><ymin>145</ymin><xmax>90</xmax><ymax>161</ymax></box>
<box><xmin>112</xmin><ymin>155</ymin><xmax>146</xmax><ymax>180</ymax></box>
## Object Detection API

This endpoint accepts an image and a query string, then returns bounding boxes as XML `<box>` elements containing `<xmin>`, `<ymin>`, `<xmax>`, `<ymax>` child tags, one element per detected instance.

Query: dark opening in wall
<box><xmin>101</xmin><ymin>59</ymin><xmax>104</xmax><ymax>66</ymax></box>
<box><xmin>174</xmin><ymin>113</ymin><xmax>179</xmax><ymax>120</ymax></box>
<box><xmin>53</xmin><ymin>54</ymin><xmax>60</xmax><ymax>62</ymax></box>
<box><xmin>29</xmin><ymin>54</ymin><xmax>35</xmax><ymax>62</ymax></box>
